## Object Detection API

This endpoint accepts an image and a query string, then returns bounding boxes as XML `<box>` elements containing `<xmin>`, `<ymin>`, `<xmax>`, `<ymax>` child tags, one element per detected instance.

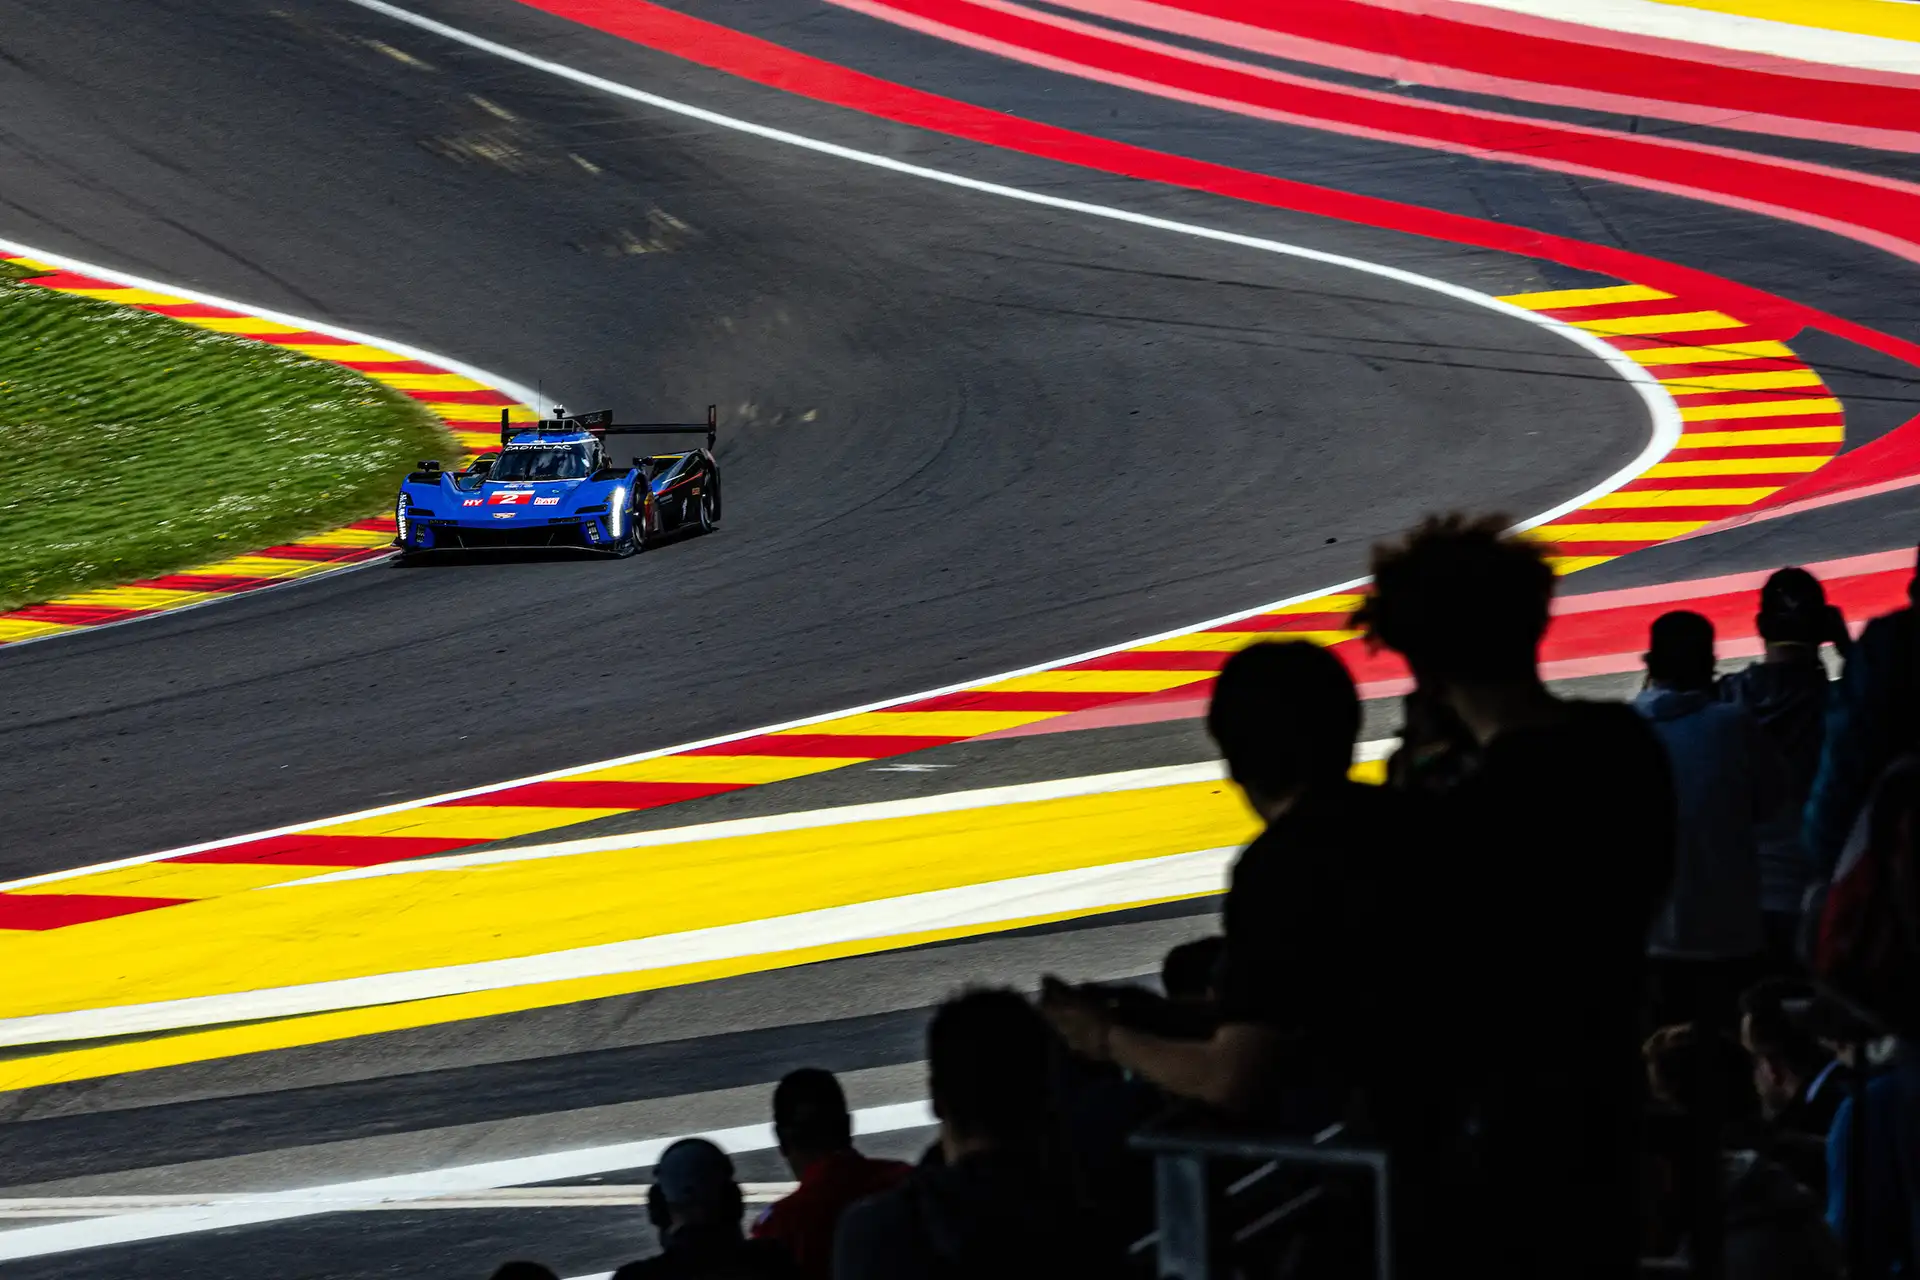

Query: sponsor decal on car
<box><xmin>534</xmin><ymin>496</ymin><xmax>560</xmax><ymax>506</ymax></box>
<box><xmin>488</xmin><ymin>492</ymin><xmax>533</xmax><ymax>506</ymax></box>
<box><xmin>463</xmin><ymin>499</ymin><xmax>483</xmax><ymax>507</ymax></box>
<box><xmin>493</xmin><ymin>512</ymin><xmax>517</xmax><ymax>519</ymax></box>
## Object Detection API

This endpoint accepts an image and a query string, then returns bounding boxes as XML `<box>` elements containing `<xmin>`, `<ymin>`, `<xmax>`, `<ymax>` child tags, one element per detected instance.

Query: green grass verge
<box><xmin>0</xmin><ymin>261</ymin><xmax>454</xmax><ymax>612</ymax></box>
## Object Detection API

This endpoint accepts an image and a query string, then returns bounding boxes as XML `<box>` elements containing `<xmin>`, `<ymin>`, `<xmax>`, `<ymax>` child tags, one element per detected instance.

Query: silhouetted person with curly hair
<box><xmin>1354</xmin><ymin>514</ymin><xmax>1677</xmax><ymax>1280</ymax></box>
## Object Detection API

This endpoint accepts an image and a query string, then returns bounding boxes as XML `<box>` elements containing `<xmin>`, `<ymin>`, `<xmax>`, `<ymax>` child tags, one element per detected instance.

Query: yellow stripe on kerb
<box><xmin>576</xmin><ymin>756</ymin><xmax>864</xmax><ymax>785</ymax></box>
<box><xmin>775</xmin><ymin>710</ymin><xmax>1056</xmax><ymax>737</ymax></box>
<box><xmin>1679</xmin><ymin>398</ymin><xmax>1843</xmax><ymax>422</ymax></box>
<box><xmin>1568</xmin><ymin>311</ymin><xmax>1741</xmax><ymax>336</ymax></box>
<box><xmin>1659</xmin><ymin>371</ymin><xmax>1824</xmax><ymax>395</ymax></box>
<box><xmin>1497</xmin><ymin>285</ymin><xmax>1673</xmax><ymax>310</ymax></box>
<box><xmin>305</xmin><ymin>806</ymin><xmax>629</xmax><ymax>840</ymax></box>
<box><xmin>169</xmin><ymin>316</ymin><xmax>310</xmax><ymax>335</ymax></box>
<box><xmin>1673</xmin><ymin>426</ymin><xmax>1846</xmax><ymax>448</ymax></box>
<box><xmin>1645</xmin><ymin>0</ymin><xmax>1920</xmax><ymax>42</ymax></box>
<box><xmin>0</xmin><ymin>618</ymin><xmax>78</xmax><ymax>643</ymax></box>
<box><xmin>47</xmin><ymin>287</ymin><xmax>194</xmax><ymax>306</ymax></box>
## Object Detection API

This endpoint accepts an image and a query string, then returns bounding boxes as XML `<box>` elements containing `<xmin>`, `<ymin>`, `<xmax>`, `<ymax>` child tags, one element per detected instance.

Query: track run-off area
<box><xmin>1</xmin><ymin>0</ymin><xmax>1918</xmax><ymax>1275</ymax></box>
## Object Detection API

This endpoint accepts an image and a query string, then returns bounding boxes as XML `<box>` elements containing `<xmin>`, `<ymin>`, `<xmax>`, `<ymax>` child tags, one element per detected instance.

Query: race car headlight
<box><xmin>608</xmin><ymin>487</ymin><xmax>626</xmax><ymax>539</ymax></box>
<box><xmin>396</xmin><ymin>493</ymin><xmax>410</xmax><ymax>541</ymax></box>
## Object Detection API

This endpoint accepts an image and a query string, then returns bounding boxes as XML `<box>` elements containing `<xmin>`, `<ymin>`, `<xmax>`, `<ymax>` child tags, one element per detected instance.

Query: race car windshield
<box><xmin>491</xmin><ymin>442</ymin><xmax>594</xmax><ymax>481</ymax></box>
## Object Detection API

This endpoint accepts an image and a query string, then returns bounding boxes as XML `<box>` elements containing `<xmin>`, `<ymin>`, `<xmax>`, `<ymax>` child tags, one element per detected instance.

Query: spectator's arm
<box><xmin>1107</xmin><ymin>1021</ymin><xmax>1283</xmax><ymax>1113</ymax></box>
<box><xmin>1041</xmin><ymin>979</ymin><xmax>1280</xmax><ymax>1113</ymax></box>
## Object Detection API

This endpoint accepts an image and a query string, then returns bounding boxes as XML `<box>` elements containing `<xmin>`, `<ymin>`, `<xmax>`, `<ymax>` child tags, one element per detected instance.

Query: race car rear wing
<box><xmin>499</xmin><ymin>406</ymin><xmax>717</xmax><ymax>450</ymax></box>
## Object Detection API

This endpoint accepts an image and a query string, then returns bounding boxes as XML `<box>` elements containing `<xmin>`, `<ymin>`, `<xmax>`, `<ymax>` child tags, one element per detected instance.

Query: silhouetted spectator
<box><xmin>1160</xmin><ymin>935</ymin><xmax>1224</xmax><ymax>1005</ymax></box>
<box><xmin>1040</xmin><ymin>640</ymin><xmax>1414</xmax><ymax>1131</ymax></box>
<box><xmin>1806</xmin><ymin>547</ymin><xmax>1919</xmax><ymax>873</ymax></box>
<box><xmin>833</xmin><ymin>989</ymin><xmax>1113</xmax><ymax>1280</ymax></box>
<box><xmin>752</xmin><ymin>1069</ymin><xmax>910</xmax><ymax>1280</ymax></box>
<box><xmin>1638</xmin><ymin>610</ymin><xmax>1786</xmax><ymax>1025</ymax></box>
<box><xmin>1644</xmin><ymin>1024</ymin><xmax>1841</xmax><ymax>1280</ymax></box>
<box><xmin>615</xmin><ymin>1139</ymin><xmax>799</xmax><ymax>1280</ymax></box>
<box><xmin>1827</xmin><ymin>1069</ymin><xmax>1911</xmax><ymax>1280</ymax></box>
<box><xmin>1353</xmin><ymin>514</ymin><xmax>1676</xmax><ymax>1280</ymax></box>
<box><xmin>1740</xmin><ymin>979</ymin><xmax>1845</xmax><ymax>1139</ymax></box>
<box><xmin>1807</xmin><ymin>991</ymin><xmax>1914</xmax><ymax>1280</ymax></box>
<box><xmin>491</xmin><ymin>1264</ymin><xmax>559</xmax><ymax>1280</ymax></box>
<box><xmin>1719</xmin><ymin>568</ymin><xmax>1847</xmax><ymax>967</ymax></box>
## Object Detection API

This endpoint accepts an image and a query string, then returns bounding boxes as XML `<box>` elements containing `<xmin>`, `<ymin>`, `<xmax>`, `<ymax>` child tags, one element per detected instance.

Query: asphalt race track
<box><xmin>2</xmin><ymin>0</ymin><xmax>1912</xmax><ymax>1276</ymax></box>
<box><xmin>0</xmin><ymin>0</ymin><xmax>1647</xmax><ymax>874</ymax></box>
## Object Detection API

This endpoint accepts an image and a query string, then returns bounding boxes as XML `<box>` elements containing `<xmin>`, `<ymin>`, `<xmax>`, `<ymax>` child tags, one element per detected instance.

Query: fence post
<box><xmin>1155</xmin><ymin>1151</ymin><xmax>1212</xmax><ymax>1280</ymax></box>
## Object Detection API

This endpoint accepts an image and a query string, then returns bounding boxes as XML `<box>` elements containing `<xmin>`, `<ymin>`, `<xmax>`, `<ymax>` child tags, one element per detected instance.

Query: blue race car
<box><xmin>393</xmin><ymin>406</ymin><xmax>720</xmax><ymax>557</ymax></box>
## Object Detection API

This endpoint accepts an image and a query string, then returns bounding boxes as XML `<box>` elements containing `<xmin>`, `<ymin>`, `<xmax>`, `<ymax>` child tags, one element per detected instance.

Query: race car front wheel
<box><xmin>696</xmin><ymin>491</ymin><xmax>716</xmax><ymax>535</ymax></box>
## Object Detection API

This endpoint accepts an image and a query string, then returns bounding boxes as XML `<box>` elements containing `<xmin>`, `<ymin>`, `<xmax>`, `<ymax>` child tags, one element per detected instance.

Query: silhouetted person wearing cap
<box><xmin>615</xmin><ymin>1139</ymin><xmax>799</xmax><ymax>1280</ymax></box>
<box><xmin>1354</xmin><ymin>514</ymin><xmax>1677</xmax><ymax>1280</ymax></box>
<box><xmin>752</xmin><ymin>1069</ymin><xmax>910</xmax><ymax>1280</ymax></box>
<box><xmin>834</xmin><ymin>989</ymin><xmax>1112</xmax><ymax>1280</ymax></box>
<box><xmin>1638</xmin><ymin>610</ymin><xmax>1786</xmax><ymax>1025</ymax></box>
<box><xmin>1719</xmin><ymin>568</ymin><xmax>1851</xmax><ymax>966</ymax></box>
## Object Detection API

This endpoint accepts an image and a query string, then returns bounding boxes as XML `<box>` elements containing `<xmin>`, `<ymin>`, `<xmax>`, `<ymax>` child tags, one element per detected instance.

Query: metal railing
<box><xmin>1131</xmin><ymin>1122</ymin><xmax>1391</xmax><ymax>1280</ymax></box>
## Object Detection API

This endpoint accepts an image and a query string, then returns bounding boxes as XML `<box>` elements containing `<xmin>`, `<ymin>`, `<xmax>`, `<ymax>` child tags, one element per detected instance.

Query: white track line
<box><xmin>0</xmin><ymin>1102</ymin><xmax>931</xmax><ymax>1261</ymax></box>
<box><xmin>1</xmin><ymin>1</ymin><xmax>1679</xmax><ymax>896</ymax></box>
<box><xmin>0</xmin><ymin>847</ymin><xmax>1235</xmax><ymax>1047</ymax></box>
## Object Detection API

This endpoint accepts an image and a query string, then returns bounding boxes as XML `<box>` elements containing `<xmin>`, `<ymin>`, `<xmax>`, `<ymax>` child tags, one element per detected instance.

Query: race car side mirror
<box><xmin>418</xmin><ymin>459</ymin><xmax>443</xmax><ymax>472</ymax></box>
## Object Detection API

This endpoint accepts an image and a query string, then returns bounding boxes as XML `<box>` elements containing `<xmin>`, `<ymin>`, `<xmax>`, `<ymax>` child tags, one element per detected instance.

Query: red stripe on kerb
<box><xmin>895</xmin><ymin>689</ymin><xmax>1150</xmax><ymax>712</ymax></box>
<box><xmin>1645</xmin><ymin>359</ymin><xmax>1810</xmax><ymax>380</ymax></box>
<box><xmin>1116</xmin><ymin>0</ymin><xmax>1920</xmax><ymax>133</ymax></box>
<box><xmin>0</xmin><ymin>893</ymin><xmax>189</xmax><ymax>930</ymax></box>
<box><xmin>1066</xmin><ymin>650</ymin><xmax>1228</xmax><ymax>671</ymax></box>
<box><xmin>510</xmin><ymin>0</ymin><xmax>1920</xmax><ymax>375</ymax></box>
<box><xmin>172</xmin><ymin>834</ymin><xmax>478</xmax><ymax>866</ymax></box>
<box><xmin>5</xmin><ymin>603</ymin><xmax>147</xmax><ymax>625</ymax></box>
<box><xmin>819</xmin><ymin>0</ymin><xmax>1920</xmax><ymax>269</ymax></box>
<box><xmin>436</xmin><ymin>780</ymin><xmax>746</xmax><ymax>808</ymax></box>
<box><xmin>1667</xmin><ymin>389</ymin><xmax>1836</xmax><ymax>410</ymax></box>
<box><xmin>1208</xmin><ymin>611</ymin><xmax>1351</xmax><ymax>632</ymax></box>
<box><xmin>138</xmin><ymin>573</ymin><xmax>282</xmax><ymax>593</ymax></box>
<box><xmin>22</xmin><ymin>271</ymin><xmax>122</xmax><ymax>291</ymax></box>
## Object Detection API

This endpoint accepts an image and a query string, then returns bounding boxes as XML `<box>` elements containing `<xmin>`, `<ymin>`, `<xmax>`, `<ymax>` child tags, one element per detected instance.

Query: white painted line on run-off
<box><xmin>0</xmin><ymin>1102</ymin><xmax>933</xmax><ymax>1261</ymax></box>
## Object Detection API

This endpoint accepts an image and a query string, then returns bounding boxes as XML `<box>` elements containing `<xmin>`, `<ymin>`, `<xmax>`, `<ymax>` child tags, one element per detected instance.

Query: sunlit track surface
<box><xmin>3</xmin><ymin>0</ymin><xmax>1918</xmax><ymax>1276</ymax></box>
